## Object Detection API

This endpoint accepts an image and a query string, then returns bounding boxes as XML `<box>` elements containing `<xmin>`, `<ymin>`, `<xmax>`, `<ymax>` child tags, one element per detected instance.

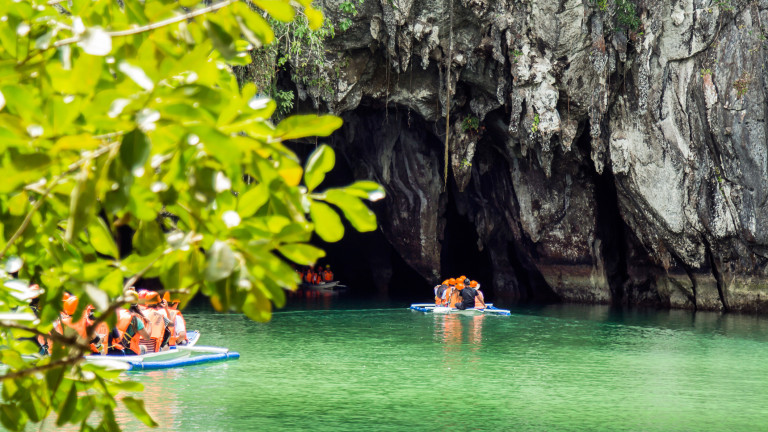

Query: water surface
<box><xmin>108</xmin><ymin>300</ymin><xmax>768</xmax><ymax>431</ymax></box>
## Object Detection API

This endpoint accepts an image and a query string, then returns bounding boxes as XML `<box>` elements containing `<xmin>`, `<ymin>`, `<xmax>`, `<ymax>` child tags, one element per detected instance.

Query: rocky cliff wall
<box><xmin>279</xmin><ymin>0</ymin><xmax>768</xmax><ymax>311</ymax></box>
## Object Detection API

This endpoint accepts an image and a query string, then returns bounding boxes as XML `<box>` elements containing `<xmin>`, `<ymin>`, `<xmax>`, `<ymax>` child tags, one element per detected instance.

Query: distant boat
<box><xmin>300</xmin><ymin>281</ymin><xmax>349</xmax><ymax>295</ymax></box>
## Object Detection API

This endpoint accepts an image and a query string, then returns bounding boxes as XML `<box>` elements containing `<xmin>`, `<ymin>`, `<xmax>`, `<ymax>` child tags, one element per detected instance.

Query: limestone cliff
<box><xmin>274</xmin><ymin>0</ymin><xmax>768</xmax><ymax>311</ymax></box>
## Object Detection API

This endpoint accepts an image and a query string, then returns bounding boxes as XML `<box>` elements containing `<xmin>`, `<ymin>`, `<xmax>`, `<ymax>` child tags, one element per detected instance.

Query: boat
<box><xmin>85</xmin><ymin>330</ymin><xmax>241</xmax><ymax>371</ymax></box>
<box><xmin>300</xmin><ymin>281</ymin><xmax>349</xmax><ymax>295</ymax></box>
<box><xmin>409</xmin><ymin>303</ymin><xmax>512</xmax><ymax>316</ymax></box>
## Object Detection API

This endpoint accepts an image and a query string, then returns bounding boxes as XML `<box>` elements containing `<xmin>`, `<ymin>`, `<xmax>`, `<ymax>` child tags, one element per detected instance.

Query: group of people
<box><xmin>434</xmin><ymin>276</ymin><xmax>486</xmax><ymax>310</ymax></box>
<box><xmin>35</xmin><ymin>287</ymin><xmax>189</xmax><ymax>357</ymax></box>
<box><xmin>299</xmin><ymin>265</ymin><xmax>334</xmax><ymax>285</ymax></box>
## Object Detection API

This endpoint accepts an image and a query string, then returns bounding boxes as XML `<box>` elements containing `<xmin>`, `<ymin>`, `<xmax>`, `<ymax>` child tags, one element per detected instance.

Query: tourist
<box><xmin>110</xmin><ymin>291</ymin><xmax>152</xmax><ymax>355</ymax></box>
<box><xmin>470</xmin><ymin>280</ymin><xmax>486</xmax><ymax>309</ymax></box>
<box><xmin>455</xmin><ymin>283</ymin><xmax>478</xmax><ymax>310</ymax></box>
<box><xmin>323</xmin><ymin>265</ymin><xmax>334</xmax><ymax>282</ymax></box>
<box><xmin>139</xmin><ymin>291</ymin><xmax>172</xmax><ymax>353</ymax></box>
<box><xmin>163</xmin><ymin>292</ymin><xmax>188</xmax><ymax>346</ymax></box>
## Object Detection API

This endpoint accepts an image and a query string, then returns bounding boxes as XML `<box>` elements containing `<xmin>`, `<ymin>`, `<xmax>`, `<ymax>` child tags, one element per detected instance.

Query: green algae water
<box><xmin>100</xmin><ymin>302</ymin><xmax>768</xmax><ymax>430</ymax></box>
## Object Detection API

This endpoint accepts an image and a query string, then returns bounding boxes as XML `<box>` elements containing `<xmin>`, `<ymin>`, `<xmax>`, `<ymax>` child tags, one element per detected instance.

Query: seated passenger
<box><xmin>455</xmin><ymin>283</ymin><xmax>478</xmax><ymax>310</ymax></box>
<box><xmin>111</xmin><ymin>293</ymin><xmax>152</xmax><ymax>355</ymax></box>
<box><xmin>470</xmin><ymin>280</ymin><xmax>486</xmax><ymax>309</ymax></box>
<box><xmin>323</xmin><ymin>265</ymin><xmax>334</xmax><ymax>282</ymax></box>
<box><xmin>163</xmin><ymin>292</ymin><xmax>188</xmax><ymax>346</ymax></box>
<box><xmin>138</xmin><ymin>291</ymin><xmax>172</xmax><ymax>353</ymax></box>
<box><xmin>434</xmin><ymin>281</ymin><xmax>449</xmax><ymax>306</ymax></box>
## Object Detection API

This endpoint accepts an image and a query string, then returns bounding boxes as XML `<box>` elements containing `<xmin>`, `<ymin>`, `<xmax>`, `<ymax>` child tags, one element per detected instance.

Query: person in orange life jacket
<box><xmin>455</xmin><ymin>283</ymin><xmax>479</xmax><ymax>310</ymax></box>
<box><xmin>323</xmin><ymin>265</ymin><xmax>334</xmax><ymax>282</ymax></box>
<box><xmin>305</xmin><ymin>267</ymin><xmax>315</xmax><ymax>284</ymax></box>
<box><xmin>448</xmin><ymin>280</ymin><xmax>463</xmax><ymax>308</ymax></box>
<box><xmin>54</xmin><ymin>296</ymin><xmax>108</xmax><ymax>354</ymax></box>
<box><xmin>108</xmin><ymin>289</ymin><xmax>152</xmax><ymax>355</ymax></box>
<box><xmin>163</xmin><ymin>292</ymin><xmax>188</xmax><ymax>345</ymax></box>
<box><xmin>138</xmin><ymin>291</ymin><xmax>173</xmax><ymax>353</ymax></box>
<box><xmin>470</xmin><ymin>280</ymin><xmax>486</xmax><ymax>309</ymax></box>
<box><xmin>434</xmin><ymin>281</ymin><xmax>449</xmax><ymax>306</ymax></box>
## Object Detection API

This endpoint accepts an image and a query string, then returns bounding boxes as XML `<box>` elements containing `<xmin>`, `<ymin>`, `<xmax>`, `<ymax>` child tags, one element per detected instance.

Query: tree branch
<box><xmin>0</xmin><ymin>141</ymin><xmax>120</xmax><ymax>261</ymax></box>
<box><xmin>0</xmin><ymin>355</ymin><xmax>83</xmax><ymax>382</ymax></box>
<box><xmin>53</xmin><ymin>0</ymin><xmax>237</xmax><ymax>48</ymax></box>
<box><xmin>0</xmin><ymin>322</ymin><xmax>90</xmax><ymax>352</ymax></box>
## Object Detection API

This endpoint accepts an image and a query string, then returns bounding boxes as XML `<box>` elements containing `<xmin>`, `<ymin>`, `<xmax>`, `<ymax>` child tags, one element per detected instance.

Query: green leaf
<box><xmin>89</xmin><ymin>218</ymin><xmax>118</xmax><ymax>258</ymax></box>
<box><xmin>204</xmin><ymin>241</ymin><xmax>236</xmax><ymax>282</ymax></box>
<box><xmin>0</xmin><ymin>89</ymin><xmax>5</xmax><ymax>111</ymax></box>
<box><xmin>277</xmin><ymin>243</ymin><xmax>325</xmax><ymax>265</ymax></box>
<box><xmin>206</xmin><ymin>18</ymin><xmax>236</xmax><ymax>60</ymax></box>
<box><xmin>123</xmin><ymin>397</ymin><xmax>159</xmax><ymax>427</ymax></box>
<box><xmin>303</xmin><ymin>144</ymin><xmax>335</xmax><ymax>192</ymax></box>
<box><xmin>56</xmin><ymin>382</ymin><xmax>78</xmax><ymax>426</ymax></box>
<box><xmin>340</xmin><ymin>181</ymin><xmax>386</xmax><ymax>201</ymax></box>
<box><xmin>119</xmin><ymin>129</ymin><xmax>150</xmax><ymax>176</ymax></box>
<box><xmin>253</xmin><ymin>0</ymin><xmax>296</xmax><ymax>22</ymax></box>
<box><xmin>0</xmin><ymin>404</ymin><xmax>23</xmax><ymax>431</ymax></box>
<box><xmin>274</xmin><ymin>115</ymin><xmax>342</xmax><ymax>141</ymax></box>
<box><xmin>232</xmin><ymin>3</ymin><xmax>274</xmax><ymax>46</ymax></box>
<box><xmin>305</xmin><ymin>6</ymin><xmax>324</xmax><ymax>30</ymax></box>
<box><xmin>309</xmin><ymin>200</ymin><xmax>344</xmax><ymax>242</ymax></box>
<box><xmin>322</xmin><ymin>190</ymin><xmax>377</xmax><ymax>232</ymax></box>
<box><xmin>65</xmin><ymin>162</ymin><xmax>97</xmax><ymax>243</ymax></box>
<box><xmin>238</xmin><ymin>183</ymin><xmax>269</xmax><ymax>218</ymax></box>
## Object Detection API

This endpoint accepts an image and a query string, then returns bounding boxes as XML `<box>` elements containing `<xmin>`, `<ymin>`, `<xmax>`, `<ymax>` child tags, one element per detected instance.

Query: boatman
<box><xmin>163</xmin><ymin>292</ymin><xmax>189</xmax><ymax>346</ymax></box>
<box><xmin>470</xmin><ymin>280</ymin><xmax>486</xmax><ymax>309</ymax></box>
<box><xmin>455</xmin><ymin>283</ymin><xmax>479</xmax><ymax>310</ymax></box>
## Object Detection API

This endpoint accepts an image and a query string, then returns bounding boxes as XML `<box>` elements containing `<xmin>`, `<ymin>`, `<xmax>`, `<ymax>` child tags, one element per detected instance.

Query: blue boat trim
<box><xmin>126</xmin><ymin>352</ymin><xmax>241</xmax><ymax>371</ymax></box>
<box><xmin>409</xmin><ymin>304</ymin><xmax>511</xmax><ymax>316</ymax></box>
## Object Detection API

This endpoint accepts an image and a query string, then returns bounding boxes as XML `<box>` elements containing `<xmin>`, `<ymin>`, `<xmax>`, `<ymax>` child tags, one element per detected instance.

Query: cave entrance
<box><xmin>290</xmin><ymin>140</ymin><xmax>430</xmax><ymax>301</ymax></box>
<box><xmin>575</xmin><ymin>129</ymin><xmax>630</xmax><ymax>305</ymax></box>
<box><xmin>439</xmin><ymin>189</ymin><xmax>495</xmax><ymax>300</ymax></box>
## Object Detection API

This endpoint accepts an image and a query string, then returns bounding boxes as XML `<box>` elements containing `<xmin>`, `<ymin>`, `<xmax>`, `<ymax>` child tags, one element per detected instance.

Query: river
<box><xmin>72</xmin><ymin>300</ymin><xmax>768</xmax><ymax>430</ymax></box>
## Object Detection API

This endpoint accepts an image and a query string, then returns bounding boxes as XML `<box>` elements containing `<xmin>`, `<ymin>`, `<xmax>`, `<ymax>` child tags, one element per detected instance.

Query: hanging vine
<box><xmin>443</xmin><ymin>0</ymin><xmax>454</xmax><ymax>191</ymax></box>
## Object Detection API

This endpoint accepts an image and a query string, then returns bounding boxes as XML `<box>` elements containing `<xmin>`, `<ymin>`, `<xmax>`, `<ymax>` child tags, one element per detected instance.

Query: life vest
<box><xmin>474</xmin><ymin>289</ymin><xmax>486</xmax><ymax>309</ymax></box>
<box><xmin>115</xmin><ymin>309</ymin><xmax>142</xmax><ymax>355</ymax></box>
<box><xmin>448</xmin><ymin>287</ymin><xmax>461</xmax><ymax>308</ymax></box>
<box><xmin>57</xmin><ymin>313</ymin><xmax>103</xmax><ymax>354</ymax></box>
<box><xmin>165</xmin><ymin>308</ymin><xmax>179</xmax><ymax>346</ymax></box>
<box><xmin>323</xmin><ymin>270</ymin><xmax>333</xmax><ymax>282</ymax></box>
<box><xmin>140</xmin><ymin>308</ymin><xmax>167</xmax><ymax>353</ymax></box>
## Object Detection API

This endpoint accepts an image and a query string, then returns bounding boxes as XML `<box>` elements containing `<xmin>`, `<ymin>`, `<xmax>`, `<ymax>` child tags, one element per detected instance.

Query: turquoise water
<box><xmin>68</xmin><ymin>301</ymin><xmax>768</xmax><ymax>430</ymax></box>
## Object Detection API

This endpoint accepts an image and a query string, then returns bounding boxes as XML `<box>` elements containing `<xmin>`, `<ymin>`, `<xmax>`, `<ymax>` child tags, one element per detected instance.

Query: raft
<box><xmin>85</xmin><ymin>330</ymin><xmax>241</xmax><ymax>371</ymax></box>
<box><xmin>301</xmin><ymin>281</ymin><xmax>349</xmax><ymax>295</ymax></box>
<box><xmin>409</xmin><ymin>303</ymin><xmax>512</xmax><ymax>316</ymax></box>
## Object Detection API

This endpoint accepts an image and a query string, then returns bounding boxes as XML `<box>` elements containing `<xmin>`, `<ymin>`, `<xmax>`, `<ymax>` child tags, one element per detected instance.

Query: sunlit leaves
<box><xmin>0</xmin><ymin>0</ymin><xmax>384</xmax><ymax>431</ymax></box>
<box><xmin>274</xmin><ymin>114</ymin><xmax>343</xmax><ymax>141</ymax></box>
<box><xmin>304</xmin><ymin>144</ymin><xmax>334</xmax><ymax>192</ymax></box>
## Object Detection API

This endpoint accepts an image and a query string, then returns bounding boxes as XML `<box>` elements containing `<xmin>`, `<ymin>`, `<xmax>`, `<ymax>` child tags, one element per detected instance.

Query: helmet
<box><xmin>63</xmin><ymin>296</ymin><xmax>79</xmax><ymax>316</ymax></box>
<box><xmin>459</xmin><ymin>275</ymin><xmax>467</xmax><ymax>281</ymax></box>
<box><xmin>469</xmin><ymin>280</ymin><xmax>478</xmax><ymax>288</ymax></box>
<box><xmin>144</xmin><ymin>291</ymin><xmax>160</xmax><ymax>305</ymax></box>
<box><xmin>448</xmin><ymin>278</ymin><xmax>456</xmax><ymax>285</ymax></box>
<box><xmin>456</xmin><ymin>283</ymin><xmax>465</xmax><ymax>289</ymax></box>
<box><xmin>326</xmin><ymin>265</ymin><xmax>330</xmax><ymax>268</ymax></box>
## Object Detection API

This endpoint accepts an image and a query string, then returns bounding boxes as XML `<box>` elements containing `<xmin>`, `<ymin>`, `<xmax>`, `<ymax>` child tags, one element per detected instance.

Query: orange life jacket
<box><xmin>323</xmin><ymin>270</ymin><xmax>333</xmax><ymax>282</ymax></box>
<box><xmin>56</xmin><ymin>313</ymin><xmax>103</xmax><ymax>354</ymax></box>
<box><xmin>474</xmin><ymin>290</ymin><xmax>486</xmax><ymax>309</ymax></box>
<box><xmin>166</xmin><ymin>308</ymin><xmax>179</xmax><ymax>346</ymax></box>
<box><xmin>115</xmin><ymin>309</ymin><xmax>143</xmax><ymax>355</ymax></box>
<box><xmin>305</xmin><ymin>271</ymin><xmax>314</xmax><ymax>283</ymax></box>
<box><xmin>140</xmin><ymin>308</ymin><xmax>167</xmax><ymax>353</ymax></box>
<box><xmin>448</xmin><ymin>287</ymin><xmax>460</xmax><ymax>308</ymax></box>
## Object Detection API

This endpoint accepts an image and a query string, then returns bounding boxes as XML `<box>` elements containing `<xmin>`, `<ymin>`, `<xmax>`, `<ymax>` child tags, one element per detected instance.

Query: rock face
<box><xmin>281</xmin><ymin>0</ymin><xmax>768</xmax><ymax>312</ymax></box>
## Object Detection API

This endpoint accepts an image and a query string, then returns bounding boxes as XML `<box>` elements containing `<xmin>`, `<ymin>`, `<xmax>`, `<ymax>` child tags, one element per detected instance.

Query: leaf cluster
<box><xmin>0</xmin><ymin>0</ymin><xmax>384</xmax><ymax>430</ymax></box>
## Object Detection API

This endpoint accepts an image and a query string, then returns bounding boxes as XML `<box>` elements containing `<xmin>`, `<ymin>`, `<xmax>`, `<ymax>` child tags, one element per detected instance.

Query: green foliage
<box><xmin>461</xmin><ymin>115</ymin><xmax>480</xmax><ymax>133</ymax></box>
<box><xmin>700</xmin><ymin>68</ymin><xmax>712</xmax><ymax>78</ymax></box>
<box><xmin>510</xmin><ymin>49</ymin><xmax>523</xmax><ymax>64</ymax></box>
<box><xmin>590</xmin><ymin>0</ymin><xmax>641</xmax><ymax>34</ymax></box>
<box><xmin>733</xmin><ymin>74</ymin><xmax>750</xmax><ymax>98</ymax></box>
<box><xmin>0</xmin><ymin>0</ymin><xmax>385</xmax><ymax>431</ymax></box>
<box><xmin>531</xmin><ymin>113</ymin><xmax>541</xmax><ymax>134</ymax></box>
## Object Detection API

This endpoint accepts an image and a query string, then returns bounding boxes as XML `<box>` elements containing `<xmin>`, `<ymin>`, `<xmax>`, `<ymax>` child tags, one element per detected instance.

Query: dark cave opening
<box><xmin>290</xmin><ymin>134</ymin><xmax>431</xmax><ymax>302</ymax></box>
<box><xmin>575</xmin><ymin>127</ymin><xmax>630</xmax><ymax>305</ymax></box>
<box><xmin>440</xmin><ymin>187</ymin><xmax>496</xmax><ymax>301</ymax></box>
